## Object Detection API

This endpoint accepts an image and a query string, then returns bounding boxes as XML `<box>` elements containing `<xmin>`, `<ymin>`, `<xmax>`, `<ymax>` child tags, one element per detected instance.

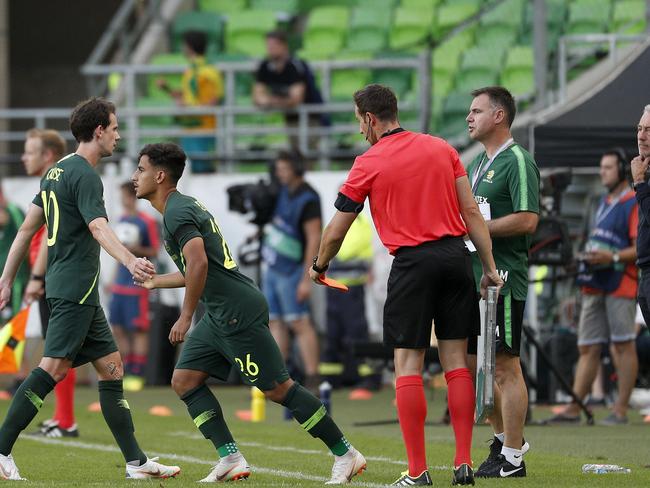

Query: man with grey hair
<box><xmin>632</xmin><ymin>105</ymin><xmax>650</xmax><ymax>323</ymax></box>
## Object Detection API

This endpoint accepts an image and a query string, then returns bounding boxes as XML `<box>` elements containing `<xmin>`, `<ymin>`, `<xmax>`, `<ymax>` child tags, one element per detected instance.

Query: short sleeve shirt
<box><xmin>32</xmin><ymin>153</ymin><xmax>108</xmax><ymax>305</ymax></box>
<box><xmin>163</xmin><ymin>191</ymin><xmax>268</xmax><ymax>330</ymax></box>
<box><xmin>466</xmin><ymin>143</ymin><xmax>540</xmax><ymax>300</ymax></box>
<box><xmin>256</xmin><ymin>58</ymin><xmax>308</xmax><ymax>98</ymax></box>
<box><xmin>339</xmin><ymin>130</ymin><xmax>468</xmax><ymax>254</ymax></box>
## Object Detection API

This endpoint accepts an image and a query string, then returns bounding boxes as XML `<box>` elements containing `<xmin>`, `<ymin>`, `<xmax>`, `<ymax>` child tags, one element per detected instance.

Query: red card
<box><xmin>317</xmin><ymin>275</ymin><xmax>349</xmax><ymax>292</ymax></box>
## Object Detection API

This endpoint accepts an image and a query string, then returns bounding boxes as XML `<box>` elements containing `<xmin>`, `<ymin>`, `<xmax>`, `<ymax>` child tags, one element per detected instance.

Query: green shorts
<box><xmin>175</xmin><ymin>316</ymin><xmax>290</xmax><ymax>391</ymax></box>
<box><xmin>44</xmin><ymin>298</ymin><xmax>118</xmax><ymax>367</ymax></box>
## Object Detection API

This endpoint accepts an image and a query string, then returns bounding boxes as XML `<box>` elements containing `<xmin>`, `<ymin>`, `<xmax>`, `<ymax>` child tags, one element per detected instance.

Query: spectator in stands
<box><xmin>253</xmin><ymin>30</ymin><xmax>325</xmax><ymax>152</ymax></box>
<box><xmin>261</xmin><ymin>150</ymin><xmax>321</xmax><ymax>391</ymax></box>
<box><xmin>319</xmin><ymin>208</ymin><xmax>381</xmax><ymax>398</ymax></box>
<box><xmin>109</xmin><ymin>182</ymin><xmax>160</xmax><ymax>392</ymax></box>
<box><xmin>549</xmin><ymin>149</ymin><xmax>638</xmax><ymax>425</ymax></box>
<box><xmin>18</xmin><ymin>129</ymin><xmax>81</xmax><ymax>438</ymax></box>
<box><xmin>156</xmin><ymin>30</ymin><xmax>223</xmax><ymax>173</ymax></box>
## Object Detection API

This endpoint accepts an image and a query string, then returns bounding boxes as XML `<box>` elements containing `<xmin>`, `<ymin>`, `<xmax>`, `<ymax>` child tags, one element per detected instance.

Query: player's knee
<box><xmin>494</xmin><ymin>356</ymin><xmax>522</xmax><ymax>386</ymax></box>
<box><xmin>263</xmin><ymin>379</ymin><xmax>294</xmax><ymax>403</ymax></box>
<box><xmin>171</xmin><ymin>371</ymin><xmax>198</xmax><ymax>397</ymax></box>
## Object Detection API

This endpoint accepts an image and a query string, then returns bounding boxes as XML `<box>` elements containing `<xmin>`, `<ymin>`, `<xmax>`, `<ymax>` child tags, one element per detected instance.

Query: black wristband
<box><xmin>312</xmin><ymin>256</ymin><xmax>329</xmax><ymax>274</ymax></box>
<box><xmin>30</xmin><ymin>274</ymin><xmax>44</xmax><ymax>282</ymax></box>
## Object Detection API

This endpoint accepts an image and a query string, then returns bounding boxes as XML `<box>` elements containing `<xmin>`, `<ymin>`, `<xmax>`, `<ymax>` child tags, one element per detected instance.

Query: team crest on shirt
<box><xmin>485</xmin><ymin>170</ymin><xmax>495</xmax><ymax>182</ymax></box>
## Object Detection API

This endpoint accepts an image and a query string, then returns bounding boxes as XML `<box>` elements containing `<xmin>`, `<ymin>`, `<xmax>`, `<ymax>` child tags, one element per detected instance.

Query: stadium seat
<box><xmin>454</xmin><ymin>46</ymin><xmax>505</xmax><ymax>93</ymax></box>
<box><xmin>299</xmin><ymin>0</ymin><xmax>358</xmax><ymax>11</ymax></box>
<box><xmin>389</xmin><ymin>7</ymin><xmax>435</xmax><ymax>51</ymax></box>
<box><xmin>521</xmin><ymin>0</ymin><xmax>568</xmax><ymax>53</ymax></box>
<box><xmin>171</xmin><ymin>11</ymin><xmax>223</xmax><ymax>53</ymax></box>
<box><xmin>250</xmin><ymin>0</ymin><xmax>299</xmax><ymax>17</ymax></box>
<box><xmin>346</xmin><ymin>9</ymin><xmax>392</xmax><ymax>53</ymax></box>
<box><xmin>198</xmin><ymin>0</ymin><xmax>247</xmax><ymax>14</ymax></box>
<box><xmin>371</xmin><ymin>51</ymin><xmax>416</xmax><ymax>99</ymax></box>
<box><xmin>439</xmin><ymin>91</ymin><xmax>472</xmax><ymax>139</ymax></box>
<box><xmin>480</xmin><ymin>0</ymin><xmax>525</xmax><ymax>31</ymax></box>
<box><xmin>330</xmin><ymin>53</ymin><xmax>372</xmax><ymax>101</ymax></box>
<box><xmin>147</xmin><ymin>53</ymin><xmax>186</xmax><ymax>99</ymax></box>
<box><xmin>566</xmin><ymin>0</ymin><xmax>613</xmax><ymax>35</ymax></box>
<box><xmin>613</xmin><ymin>0</ymin><xmax>646</xmax><ymax>33</ymax></box>
<box><xmin>225</xmin><ymin>10</ymin><xmax>277</xmax><ymax>57</ymax></box>
<box><xmin>136</xmin><ymin>97</ymin><xmax>178</xmax><ymax>145</ymax></box>
<box><xmin>302</xmin><ymin>7</ymin><xmax>350</xmax><ymax>58</ymax></box>
<box><xmin>400</xmin><ymin>0</ymin><xmax>441</xmax><ymax>14</ymax></box>
<box><xmin>500</xmin><ymin>46</ymin><xmax>534</xmax><ymax>98</ymax></box>
<box><xmin>434</xmin><ymin>1</ymin><xmax>481</xmax><ymax>40</ymax></box>
<box><xmin>356</xmin><ymin>0</ymin><xmax>396</xmax><ymax>8</ymax></box>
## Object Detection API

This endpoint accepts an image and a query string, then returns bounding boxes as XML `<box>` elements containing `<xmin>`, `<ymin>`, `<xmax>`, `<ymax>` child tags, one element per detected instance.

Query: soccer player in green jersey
<box><xmin>465</xmin><ymin>87</ymin><xmax>540</xmax><ymax>478</ymax></box>
<box><xmin>131</xmin><ymin>142</ymin><xmax>366</xmax><ymax>484</ymax></box>
<box><xmin>0</xmin><ymin>98</ymin><xmax>180</xmax><ymax>481</ymax></box>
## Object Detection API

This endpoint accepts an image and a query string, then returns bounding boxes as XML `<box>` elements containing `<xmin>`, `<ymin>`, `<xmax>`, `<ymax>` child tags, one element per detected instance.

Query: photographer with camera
<box><xmin>549</xmin><ymin>149</ymin><xmax>638</xmax><ymax>426</ymax></box>
<box><xmin>261</xmin><ymin>150</ymin><xmax>321</xmax><ymax>390</ymax></box>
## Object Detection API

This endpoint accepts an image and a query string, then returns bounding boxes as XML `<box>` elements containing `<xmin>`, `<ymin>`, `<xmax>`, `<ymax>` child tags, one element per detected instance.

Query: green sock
<box><xmin>98</xmin><ymin>380</ymin><xmax>147</xmax><ymax>464</ymax></box>
<box><xmin>0</xmin><ymin>367</ymin><xmax>55</xmax><ymax>455</ymax></box>
<box><xmin>181</xmin><ymin>384</ymin><xmax>235</xmax><ymax>455</ymax></box>
<box><xmin>282</xmin><ymin>383</ymin><xmax>350</xmax><ymax>456</ymax></box>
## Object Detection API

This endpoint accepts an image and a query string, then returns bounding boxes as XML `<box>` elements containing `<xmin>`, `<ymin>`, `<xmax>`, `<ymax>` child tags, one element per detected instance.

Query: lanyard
<box><xmin>471</xmin><ymin>138</ymin><xmax>514</xmax><ymax>192</ymax></box>
<box><xmin>594</xmin><ymin>188</ymin><xmax>630</xmax><ymax>227</ymax></box>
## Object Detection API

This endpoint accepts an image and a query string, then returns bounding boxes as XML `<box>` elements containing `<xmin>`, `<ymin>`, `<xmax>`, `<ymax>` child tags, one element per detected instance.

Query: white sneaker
<box><xmin>326</xmin><ymin>447</ymin><xmax>366</xmax><ymax>484</ymax></box>
<box><xmin>0</xmin><ymin>454</ymin><xmax>25</xmax><ymax>481</ymax></box>
<box><xmin>125</xmin><ymin>457</ymin><xmax>181</xmax><ymax>479</ymax></box>
<box><xmin>199</xmin><ymin>452</ymin><xmax>251</xmax><ymax>482</ymax></box>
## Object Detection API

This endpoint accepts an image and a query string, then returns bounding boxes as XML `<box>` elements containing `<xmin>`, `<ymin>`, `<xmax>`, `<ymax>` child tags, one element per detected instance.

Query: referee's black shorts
<box><xmin>383</xmin><ymin>236</ymin><xmax>479</xmax><ymax>349</ymax></box>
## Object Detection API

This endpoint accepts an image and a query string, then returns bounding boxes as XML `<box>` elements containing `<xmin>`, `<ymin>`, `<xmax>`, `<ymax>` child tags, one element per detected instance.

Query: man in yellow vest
<box><xmin>319</xmin><ymin>212</ymin><xmax>380</xmax><ymax>398</ymax></box>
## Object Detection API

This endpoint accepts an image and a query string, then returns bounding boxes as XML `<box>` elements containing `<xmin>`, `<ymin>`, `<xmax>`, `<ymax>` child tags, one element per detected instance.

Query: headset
<box><xmin>608</xmin><ymin>147</ymin><xmax>630</xmax><ymax>184</ymax></box>
<box><xmin>283</xmin><ymin>149</ymin><xmax>305</xmax><ymax>177</ymax></box>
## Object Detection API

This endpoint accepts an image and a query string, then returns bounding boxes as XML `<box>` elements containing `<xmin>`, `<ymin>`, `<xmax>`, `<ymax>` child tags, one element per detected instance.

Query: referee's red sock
<box><xmin>445</xmin><ymin>368</ymin><xmax>475</xmax><ymax>467</ymax></box>
<box><xmin>53</xmin><ymin>368</ymin><xmax>76</xmax><ymax>430</ymax></box>
<box><xmin>396</xmin><ymin>375</ymin><xmax>428</xmax><ymax>477</ymax></box>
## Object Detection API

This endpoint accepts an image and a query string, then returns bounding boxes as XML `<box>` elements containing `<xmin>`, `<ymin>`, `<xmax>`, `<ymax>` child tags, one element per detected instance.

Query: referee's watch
<box><xmin>612</xmin><ymin>252</ymin><xmax>620</xmax><ymax>264</ymax></box>
<box><xmin>312</xmin><ymin>256</ymin><xmax>329</xmax><ymax>274</ymax></box>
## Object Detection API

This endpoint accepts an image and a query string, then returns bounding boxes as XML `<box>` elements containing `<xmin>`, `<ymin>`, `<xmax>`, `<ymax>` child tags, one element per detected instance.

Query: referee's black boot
<box><xmin>452</xmin><ymin>464</ymin><xmax>475</xmax><ymax>485</ymax></box>
<box><xmin>392</xmin><ymin>470</ymin><xmax>432</xmax><ymax>486</ymax></box>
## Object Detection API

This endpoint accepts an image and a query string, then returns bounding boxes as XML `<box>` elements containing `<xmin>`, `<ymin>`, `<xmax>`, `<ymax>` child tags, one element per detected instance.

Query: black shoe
<box><xmin>476</xmin><ymin>436</ymin><xmax>503</xmax><ymax>473</ymax></box>
<box><xmin>452</xmin><ymin>464</ymin><xmax>475</xmax><ymax>485</ymax></box>
<box><xmin>475</xmin><ymin>454</ymin><xmax>526</xmax><ymax>478</ymax></box>
<box><xmin>392</xmin><ymin>470</ymin><xmax>433</xmax><ymax>486</ymax></box>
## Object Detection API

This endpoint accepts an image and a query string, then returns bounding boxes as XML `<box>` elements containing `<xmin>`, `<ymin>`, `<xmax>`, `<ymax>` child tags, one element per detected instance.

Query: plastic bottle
<box><xmin>251</xmin><ymin>387</ymin><xmax>265</xmax><ymax>422</ymax></box>
<box><xmin>581</xmin><ymin>464</ymin><xmax>631</xmax><ymax>474</ymax></box>
<box><xmin>319</xmin><ymin>381</ymin><xmax>332</xmax><ymax>415</ymax></box>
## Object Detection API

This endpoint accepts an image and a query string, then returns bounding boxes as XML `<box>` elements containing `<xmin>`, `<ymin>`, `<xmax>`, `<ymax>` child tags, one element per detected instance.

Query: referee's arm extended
<box><xmin>309</xmin><ymin>192</ymin><xmax>361</xmax><ymax>280</ymax></box>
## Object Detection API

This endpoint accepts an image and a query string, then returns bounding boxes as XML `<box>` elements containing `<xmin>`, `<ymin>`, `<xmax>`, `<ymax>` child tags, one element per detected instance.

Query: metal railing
<box><xmin>558</xmin><ymin>33</ymin><xmax>648</xmax><ymax>102</ymax></box>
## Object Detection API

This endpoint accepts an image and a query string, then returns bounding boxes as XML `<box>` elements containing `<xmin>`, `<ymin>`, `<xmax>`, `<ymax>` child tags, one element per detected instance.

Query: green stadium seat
<box><xmin>478</xmin><ymin>27</ymin><xmax>518</xmax><ymax>53</ymax></box>
<box><xmin>302</xmin><ymin>7</ymin><xmax>350</xmax><ymax>58</ymax></box>
<box><xmin>299</xmin><ymin>0</ymin><xmax>358</xmax><ymax>11</ymax></box>
<box><xmin>400</xmin><ymin>0</ymin><xmax>438</xmax><ymax>18</ymax></box>
<box><xmin>330</xmin><ymin>53</ymin><xmax>372</xmax><ymax>101</ymax></box>
<box><xmin>434</xmin><ymin>2</ymin><xmax>481</xmax><ymax>40</ymax></box>
<box><xmin>225</xmin><ymin>10</ymin><xmax>277</xmax><ymax>57</ymax></box>
<box><xmin>346</xmin><ymin>9</ymin><xmax>392</xmax><ymax>53</ymax></box>
<box><xmin>147</xmin><ymin>53</ymin><xmax>186</xmax><ymax>99</ymax></box>
<box><xmin>171</xmin><ymin>11</ymin><xmax>223</xmax><ymax>53</ymax></box>
<box><xmin>454</xmin><ymin>46</ymin><xmax>504</xmax><ymax>93</ymax></box>
<box><xmin>613</xmin><ymin>0</ymin><xmax>645</xmax><ymax>32</ymax></box>
<box><xmin>566</xmin><ymin>0</ymin><xmax>612</xmax><ymax>35</ymax></box>
<box><xmin>356</xmin><ymin>0</ymin><xmax>396</xmax><ymax>8</ymax></box>
<box><xmin>136</xmin><ymin>97</ymin><xmax>178</xmax><ymax>145</ymax></box>
<box><xmin>480</xmin><ymin>0</ymin><xmax>525</xmax><ymax>30</ymax></box>
<box><xmin>250</xmin><ymin>0</ymin><xmax>299</xmax><ymax>16</ymax></box>
<box><xmin>389</xmin><ymin>7</ymin><xmax>434</xmax><ymax>51</ymax></box>
<box><xmin>500</xmin><ymin>46</ymin><xmax>534</xmax><ymax>98</ymax></box>
<box><xmin>439</xmin><ymin>91</ymin><xmax>472</xmax><ymax>139</ymax></box>
<box><xmin>198</xmin><ymin>0</ymin><xmax>247</xmax><ymax>14</ymax></box>
<box><xmin>521</xmin><ymin>0</ymin><xmax>568</xmax><ymax>52</ymax></box>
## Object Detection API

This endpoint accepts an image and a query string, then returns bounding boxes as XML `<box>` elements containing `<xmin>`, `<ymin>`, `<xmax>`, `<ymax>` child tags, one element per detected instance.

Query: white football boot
<box><xmin>125</xmin><ymin>457</ymin><xmax>181</xmax><ymax>479</ymax></box>
<box><xmin>326</xmin><ymin>447</ymin><xmax>367</xmax><ymax>484</ymax></box>
<box><xmin>199</xmin><ymin>452</ymin><xmax>251</xmax><ymax>482</ymax></box>
<box><xmin>0</xmin><ymin>454</ymin><xmax>25</xmax><ymax>481</ymax></box>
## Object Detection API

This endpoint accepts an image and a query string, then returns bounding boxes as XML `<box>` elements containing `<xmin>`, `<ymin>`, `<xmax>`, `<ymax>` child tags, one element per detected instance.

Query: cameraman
<box><xmin>261</xmin><ymin>150</ymin><xmax>321</xmax><ymax>390</ymax></box>
<box><xmin>551</xmin><ymin>149</ymin><xmax>638</xmax><ymax>425</ymax></box>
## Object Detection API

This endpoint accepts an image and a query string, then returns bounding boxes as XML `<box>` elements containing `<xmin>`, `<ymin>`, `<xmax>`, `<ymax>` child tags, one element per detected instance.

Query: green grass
<box><xmin>2</xmin><ymin>385</ymin><xmax>650</xmax><ymax>486</ymax></box>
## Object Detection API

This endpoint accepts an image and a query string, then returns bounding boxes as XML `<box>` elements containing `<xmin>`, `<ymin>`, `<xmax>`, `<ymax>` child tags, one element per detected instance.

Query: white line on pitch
<box><xmin>21</xmin><ymin>436</ymin><xmax>393</xmax><ymax>486</ymax></box>
<box><xmin>167</xmin><ymin>430</ymin><xmax>451</xmax><ymax>471</ymax></box>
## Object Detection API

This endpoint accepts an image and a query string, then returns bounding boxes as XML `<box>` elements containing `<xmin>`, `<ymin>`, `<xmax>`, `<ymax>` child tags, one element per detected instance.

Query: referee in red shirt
<box><xmin>309</xmin><ymin>84</ymin><xmax>502</xmax><ymax>486</ymax></box>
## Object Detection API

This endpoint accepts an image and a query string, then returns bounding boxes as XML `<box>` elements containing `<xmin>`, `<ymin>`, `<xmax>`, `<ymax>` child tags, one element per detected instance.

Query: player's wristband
<box><xmin>312</xmin><ymin>256</ymin><xmax>329</xmax><ymax>274</ymax></box>
<box><xmin>30</xmin><ymin>274</ymin><xmax>44</xmax><ymax>282</ymax></box>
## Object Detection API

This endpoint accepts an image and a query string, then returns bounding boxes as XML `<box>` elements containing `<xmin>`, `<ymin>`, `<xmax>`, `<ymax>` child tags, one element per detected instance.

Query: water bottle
<box><xmin>581</xmin><ymin>464</ymin><xmax>631</xmax><ymax>474</ymax></box>
<box><xmin>319</xmin><ymin>381</ymin><xmax>332</xmax><ymax>415</ymax></box>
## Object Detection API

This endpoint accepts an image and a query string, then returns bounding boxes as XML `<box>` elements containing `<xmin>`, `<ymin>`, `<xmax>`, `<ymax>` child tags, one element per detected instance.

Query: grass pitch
<box><xmin>2</xmin><ymin>385</ymin><xmax>649</xmax><ymax>486</ymax></box>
